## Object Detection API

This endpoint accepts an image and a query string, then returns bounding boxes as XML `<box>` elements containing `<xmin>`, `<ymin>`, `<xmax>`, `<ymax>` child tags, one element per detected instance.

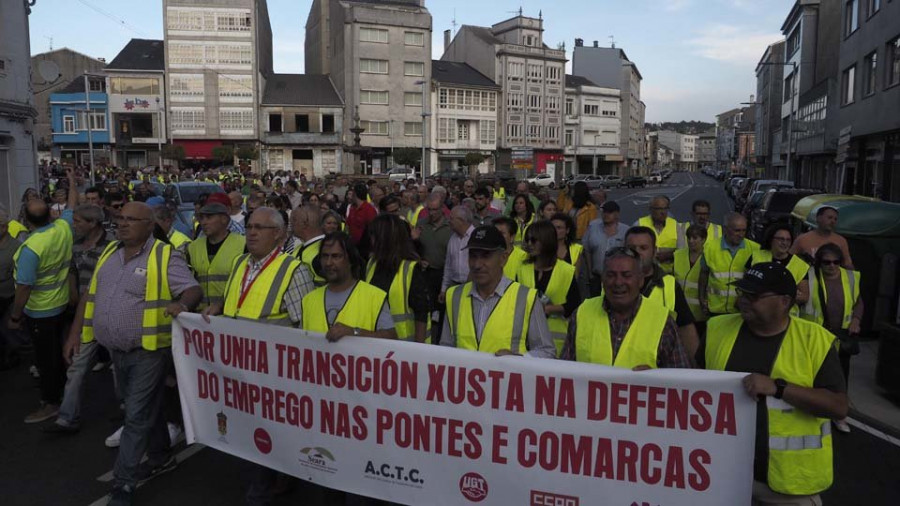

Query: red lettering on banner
<box><xmin>688</xmin><ymin>449</ymin><xmax>712</xmax><ymax>491</ymax></box>
<box><xmin>539</xmin><ymin>431</ymin><xmax>560</xmax><ymax>471</ymax></box>
<box><xmin>467</xmin><ymin>368</ymin><xmax>486</xmax><ymax>406</ymax></box>
<box><xmin>647</xmin><ymin>386</ymin><xmax>666</xmax><ymax>428</ymax></box>
<box><xmin>302</xmin><ymin>349</ymin><xmax>315</xmax><ymax>383</ymax></box>
<box><xmin>560</xmin><ymin>435</ymin><xmax>592</xmax><ymax>475</ymax></box>
<box><xmin>518</xmin><ymin>428</ymin><xmax>537</xmax><ymax>467</ymax></box>
<box><xmin>587</xmin><ymin>381</ymin><xmax>608</xmax><ymax>421</ymax></box>
<box><xmin>506</xmin><ymin>373</ymin><xmax>524</xmax><ymax>412</ymax></box>
<box><xmin>667</xmin><ymin>389</ymin><xmax>688</xmax><ymax>429</ymax></box>
<box><xmin>491</xmin><ymin>425</ymin><xmax>509</xmax><ymax>464</ymax></box>
<box><xmin>274</xmin><ymin>343</ymin><xmax>301</xmax><ymax>380</ymax></box>
<box><xmin>219</xmin><ymin>376</ymin><xmax>313</xmax><ymax>429</ymax></box>
<box><xmin>610</xmin><ymin>383</ymin><xmax>628</xmax><ymax>424</ymax></box>
<box><xmin>616</xmin><ymin>439</ymin><xmax>638</xmax><ymax>482</ymax></box>
<box><xmin>639</xmin><ymin>443</ymin><xmax>663</xmax><ymax>485</ymax></box>
<box><xmin>715</xmin><ymin>393</ymin><xmax>737</xmax><ymax>435</ymax></box>
<box><xmin>320</xmin><ymin>400</ymin><xmax>360</xmax><ymax>439</ymax></box>
<box><xmin>535</xmin><ymin>376</ymin><xmax>576</xmax><ymax>418</ymax></box>
<box><xmin>447</xmin><ymin>418</ymin><xmax>463</xmax><ymax>457</ymax></box>
<box><xmin>488</xmin><ymin>370</ymin><xmax>504</xmax><ymax>409</ymax></box>
<box><xmin>594</xmin><ymin>437</ymin><xmax>614</xmax><ymax>479</ymax></box>
<box><xmin>426</xmin><ymin>364</ymin><xmax>445</xmax><ymax>402</ymax></box>
<box><xmin>464</xmin><ymin>421</ymin><xmax>482</xmax><ymax>459</ymax></box>
<box><xmin>219</xmin><ymin>334</ymin><xmax>268</xmax><ymax>373</ymax></box>
<box><xmin>374</xmin><ymin>409</ymin><xmax>482</xmax><ymax>458</ymax></box>
<box><xmin>352</xmin><ymin>406</ymin><xmax>368</xmax><ymax>440</ymax></box>
<box><xmin>628</xmin><ymin>384</ymin><xmax>647</xmax><ymax>423</ymax></box>
<box><xmin>690</xmin><ymin>390</ymin><xmax>713</xmax><ymax>432</ymax></box>
<box><xmin>664</xmin><ymin>445</ymin><xmax>685</xmax><ymax>489</ymax></box>
<box><xmin>183</xmin><ymin>328</ymin><xmax>216</xmax><ymax>362</ymax></box>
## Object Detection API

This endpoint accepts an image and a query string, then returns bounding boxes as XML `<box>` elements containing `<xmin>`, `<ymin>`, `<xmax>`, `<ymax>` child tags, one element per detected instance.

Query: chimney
<box><xmin>593</xmin><ymin>41</ymin><xmax>598</xmax><ymax>48</ymax></box>
<box><xmin>575</xmin><ymin>38</ymin><xmax>583</xmax><ymax>47</ymax></box>
<box><xmin>444</xmin><ymin>29</ymin><xmax>451</xmax><ymax>51</ymax></box>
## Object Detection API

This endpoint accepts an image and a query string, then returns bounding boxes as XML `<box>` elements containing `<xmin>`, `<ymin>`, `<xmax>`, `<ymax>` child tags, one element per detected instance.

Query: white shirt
<box><xmin>441</xmin><ymin>225</ymin><xmax>474</xmax><ymax>292</ymax></box>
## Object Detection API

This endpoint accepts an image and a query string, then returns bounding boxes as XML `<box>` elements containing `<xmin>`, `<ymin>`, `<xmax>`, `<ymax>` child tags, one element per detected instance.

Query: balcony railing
<box><xmin>262</xmin><ymin>131</ymin><xmax>340</xmax><ymax>146</ymax></box>
<box><xmin>498</xmin><ymin>44</ymin><xmax>566</xmax><ymax>59</ymax></box>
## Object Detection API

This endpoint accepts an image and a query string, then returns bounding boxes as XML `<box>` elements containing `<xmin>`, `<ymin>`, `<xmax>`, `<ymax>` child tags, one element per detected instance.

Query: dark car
<box><xmin>621</xmin><ymin>176</ymin><xmax>647</xmax><ymax>188</ymax></box>
<box><xmin>750</xmin><ymin>188</ymin><xmax>821</xmax><ymax>241</ymax></box>
<box><xmin>433</xmin><ymin>170</ymin><xmax>467</xmax><ymax>182</ymax></box>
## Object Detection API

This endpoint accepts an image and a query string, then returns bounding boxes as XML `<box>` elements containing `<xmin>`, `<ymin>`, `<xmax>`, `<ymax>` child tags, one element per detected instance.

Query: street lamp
<box><xmin>155</xmin><ymin>97</ymin><xmax>163</xmax><ymax>172</ymax></box>
<box><xmin>756</xmin><ymin>61</ymin><xmax>798</xmax><ymax>181</ymax></box>
<box><xmin>415</xmin><ymin>79</ymin><xmax>430</xmax><ymax>185</ymax></box>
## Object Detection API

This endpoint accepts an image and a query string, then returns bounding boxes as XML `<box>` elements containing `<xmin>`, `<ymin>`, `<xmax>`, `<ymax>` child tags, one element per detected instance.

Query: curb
<box><xmin>849</xmin><ymin>408</ymin><xmax>900</xmax><ymax>440</ymax></box>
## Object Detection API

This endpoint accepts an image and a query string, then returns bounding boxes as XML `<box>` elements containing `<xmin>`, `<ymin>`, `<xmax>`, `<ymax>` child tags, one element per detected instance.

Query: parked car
<box><xmin>726</xmin><ymin>176</ymin><xmax>748</xmax><ymax>200</ymax></box>
<box><xmin>661</xmin><ymin>169</ymin><xmax>673</xmax><ymax>179</ymax></box>
<box><xmin>567</xmin><ymin>174</ymin><xmax>606</xmax><ymax>190</ymax></box>
<box><xmin>477</xmin><ymin>170</ymin><xmax>517</xmax><ymax>187</ymax></box>
<box><xmin>433</xmin><ymin>169</ymin><xmax>467</xmax><ymax>182</ymax></box>
<box><xmin>164</xmin><ymin>182</ymin><xmax>226</xmax><ymax>236</ymax></box>
<box><xmin>526</xmin><ymin>173</ymin><xmax>557</xmax><ymax>188</ymax></box>
<box><xmin>129</xmin><ymin>180</ymin><xmax>165</xmax><ymax>197</ymax></box>
<box><xmin>621</xmin><ymin>176</ymin><xmax>647</xmax><ymax>188</ymax></box>
<box><xmin>602</xmin><ymin>175</ymin><xmax>623</xmax><ymax>188</ymax></box>
<box><xmin>648</xmin><ymin>171</ymin><xmax>663</xmax><ymax>184</ymax></box>
<box><xmin>749</xmin><ymin>188</ymin><xmax>820</xmax><ymax>241</ymax></box>
<box><xmin>387</xmin><ymin>167</ymin><xmax>417</xmax><ymax>182</ymax></box>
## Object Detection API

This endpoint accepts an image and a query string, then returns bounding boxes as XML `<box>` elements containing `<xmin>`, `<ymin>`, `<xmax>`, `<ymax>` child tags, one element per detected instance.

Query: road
<box><xmin>2</xmin><ymin>172</ymin><xmax>899</xmax><ymax>505</ymax></box>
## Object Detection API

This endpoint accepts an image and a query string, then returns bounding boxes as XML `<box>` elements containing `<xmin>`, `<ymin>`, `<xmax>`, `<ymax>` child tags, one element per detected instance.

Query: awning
<box><xmin>174</xmin><ymin>140</ymin><xmax>222</xmax><ymax>160</ymax></box>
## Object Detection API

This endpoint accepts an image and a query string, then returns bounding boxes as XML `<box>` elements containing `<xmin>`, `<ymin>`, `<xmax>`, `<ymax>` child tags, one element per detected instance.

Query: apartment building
<box><xmin>305</xmin><ymin>0</ymin><xmax>432</xmax><ymax>174</ymax></box>
<box><xmin>163</xmin><ymin>0</ymin><xmax>273</xmax><ymax>166</ymax></box>
<box><xmin>697</xmin><ymin>130</ymin><xmax>717</xmax><ymax>168</ymax></box>
<box><xmin>429</xmin><ymin>60</ymin><xmax>500</xmax><ymax>174</ymax></box>
<box><xmin>571</xmin><ymin>39</ymin><xmax>644</xmax><ymax>173</ymax></box>
<box><xmin>681</xmin><ymin>134</ymin><xmax>698</xmax><ymax>171</ymax></box>
<box><xmin>442</xmin><ymin>13</ymin><xmax>567</xmax><ymax>174</ymax></box>
<box><xmin>49</xmin><ymin>77</ymin><xmax>111</xmax><ymax>166</ymax></box>
<box><xmin>563</xmin><ymin>75</ymin><xmax>621</xmax><ymax>175</ymax></box>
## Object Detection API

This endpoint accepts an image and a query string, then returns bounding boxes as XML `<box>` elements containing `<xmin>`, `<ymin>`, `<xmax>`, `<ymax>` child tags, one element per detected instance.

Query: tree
<box><xmin>463</xmin><ymin>152</ymin><xmax>487</xmax><ymax>176</ymax></box>
<box><xmin>212</xmin><ymin>145</ymin><xmax>234</xmax><ymax>164</ymax></box>
<box><xmin>392</xmin><ymin>147</ymin><xmax>421</xmax><ymax>168</ymax></box>
<box><xmin>236</xmin><ymin>145</ymin><xmax>258</xmax><ymax>162</ymax></box>
<box><xmin>161</xmin><ymin>144</ymin><xmax>185</xmax><ymax>162</ymax></box>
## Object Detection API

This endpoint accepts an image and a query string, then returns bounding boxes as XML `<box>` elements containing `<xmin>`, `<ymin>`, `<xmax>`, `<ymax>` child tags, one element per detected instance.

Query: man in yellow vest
<box><xmin>149</xmin><ymin>199</ymin><xmax>191</xmax><ymax>254</ymax></box>
<box><xmin>186</xmin><ymin>200</ymin><xmax>246</xmax><ymax>310</ymax></box>
<box><xmin>699</xmin><ymin>262</ymin><xmax>848</xmax><ymax>504</ymax></box>
<box><xmin>64</xmin><ymin>202</ymin><xmax>202</xmax><ymax>505</ymax></box>
<box><xmin>493</xmin><ymin>216</ymin><xmax>529</xmax><ymax>280</ymax></box>
<box><xmin>560</xmin><ymin>246</ymin><xmax>690</xmax><ymax>369</ymax></box>
<box><xmin>301</xmin><ymin>232</ymin><xmax>396</xmax><ymax>341</ymax></box>
<box><xmin>625</xmin><ymin>226</ymin><xmax>700</xmax><ymax>359</ymax></box>
<box><xmin>699</xmin><ymin>212</ymin><xmax>760</xmax><ymax>317</ymax></box>
<box><xmin>404</xmin><ymin>189</ymin><xmax>424</xmax><ymax>228</ymax></box>
<box><xmin>634</xmin><ymin>196</ymin><xmax>680</xmax><ymax>274</ymax></box>
<box><xmin>440</xmin><ymin>226</ymin><xmax>555</xmax><ymax>358</ymax></box>
<box><xmin>290</xmin><ymin>205</ymin><xmax>326</xmax><ymax>286</ymax></box>
<box><xmin>683</xmin><ymin>199</ymin><xmax>722</xmax><ymax>244</ymax></box>
<box><xmin>9</xmin><ymin>167</ymin><xmax>77</xmax><ymax>423</ymax></box>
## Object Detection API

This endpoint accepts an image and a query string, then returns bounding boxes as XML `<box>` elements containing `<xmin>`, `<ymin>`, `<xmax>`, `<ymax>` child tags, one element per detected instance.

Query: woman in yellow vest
<box><xmin>364</xmin><ymin>215</ymin><xmax>431</xmax><ymax>343</ymax></box>
<box><xmin>516</xmin><ymin>221</ymin><xmax>581</xmax><ymax>356</ymax></box>
<box><xmin>673</xmin><ymin>224</ymin><xmax>708</xmax><ymax>327</ymax></box>
<box><xmin>549</xmin><ymin>212</ymin><xmax>583</xmax><ymax>270</ymax></box>
<box><xmin>750</xmin><ymin>224</ymin><xmax>810</xmax><ymax>311</ymax></box>
<box><xmin>507</xmin><ymin>193</ymin><xmax>535</xmax><ymax>247</ymax></box>
<box><xmin>803</xmin><ymin>243</ymin><xmax>863</xmax><ymax>433</ymax></box>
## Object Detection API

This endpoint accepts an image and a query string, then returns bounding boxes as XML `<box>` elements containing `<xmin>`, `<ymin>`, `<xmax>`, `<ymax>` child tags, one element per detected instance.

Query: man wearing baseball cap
<box><xmin>205</xmin><ymin>192</ymin><xmax>245</xmax><ymax>236</ymax></box>
<box><xmin>186</xmin><ymin>200</ymin><xmax>246</xmax><ymax>310</ymax></box>
<box><xmin>582</xmin><ymin>200</ymin><xmax>628</xmax><ymax>297</ymax></box>
<box><xmin>440</xmin><ymin>226</ymin><xmax>555</xmax><ymax>358</ymax></box>
<box><xmin>700</xmin><ymin>262</ymin><xmax>848</xmax><ymax>504</ymax></box>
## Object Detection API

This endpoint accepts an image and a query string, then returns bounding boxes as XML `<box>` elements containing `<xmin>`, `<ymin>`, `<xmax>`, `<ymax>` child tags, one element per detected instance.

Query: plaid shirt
<box><xmin>560</xmin><ymin>297</ymin><xmax>691</xmax><ymax>368</ymax></box>
<box><xmin>71</xmin><ymin>230</ymin><xmax>113</xmax><ymax>295</ymax></box>
<box><xmin>243</xmin><ymin>248</ymin><xmax>314</xmax><ymax>326</ymax></box>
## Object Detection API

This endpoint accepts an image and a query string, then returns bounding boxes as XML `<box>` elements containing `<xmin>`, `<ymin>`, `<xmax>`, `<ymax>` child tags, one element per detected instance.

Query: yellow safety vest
<box><xmin>292</xmin><ymin>238</ymin><xmax>325</xmax><ymax>285</ymax></box>
<box><xmin>8</xmin><ymin>219</ymin><xmax>28</xmax><ymax>240</ymax></box>
<box><xmin>513</xmin><ymin>215</ymin><xmax>534</xmax><ymax>248</ymax></box>
<box><xmin>568</xmin><ymin>243</ymin><xmax>583</xmax><ymax>265</ymax></box>
<box><xmin>13</xmin><ymin>219</ymin><xmax>72</xmax><ymax>312</ymax></box>
<box><xmin>673</xmin><ymin>248</ymin><xmax>705</xmax><ymax>322</ymax></box>
<box><xmin>706</xmin><ymin>315</ymin><xmax>835</xmax><ymax>495</ymax></box>
<box><xmin>803</xmin><ymin>268</ymin><xmax>860</xmax><ymax>330</ymax></box>
<box><xmin>365</xmin><ymin>259</ymin><xmax>423</xmax><ymax>341</ymax></box>
<box><xmin>188</xmin><ymin>233</ymin><xmax>246</xmax><ymax>309</ymax></box>
<box><xmin>503</xmin><ymin>247</ymin><xmax>529</xmax><ymax>280</ymax></box>
<box><xmin>82</xmin><ymin>240</ymin><xmax>173</xmax><ymax>350</ymax></box>
<box><xmin>516</xmin><ymin>261</ymin><xmax>575</xmax><ymax>356</ymax></box>
<box><xmin>639</xmin><ymin>216</ymin><xmax>680</xmax><ymax>273</ymax></box>
<box><xmin>646</xmin><ymin>273</ymin><xmax>678</xmax><ymax>319</ymax></box>
<box><xmin>704</xmin><ymin>239</ymin><xmax>759</xmax><ymax>314</ymax></box>
<box><xmin>677</xmin><ymin>222</ymin><xmax>721</xmax><ymax>249</ymax></box>
<box><xmin>574</xmin><ymin>296</ymin><xmax>669</xmax><ymax>368</ymax></box>
<box><xmin>407</xmin><ymin>205</ymin><xmax>424</xmax><ymax>228</ymax></box>
<box><xmin>446</xmin><ymin>281</ymin><xmax>536</xmax><ymax>355</ymax></box>
<box><xmin>223</xmin><ymin>252</ymin><xmax>300</xmax><ymax>326</ymax></box>
<box><xmin>493</xmin><ymin>188</ymin><xmax>506</xmax><ymax>200</ymax></box>
<box><xmin>168</xmin><ymin>228</ymin><xmax>192</xmax><ymax>252</ymax></box>
<box><xmin>301</xmin><ymin>280</ymin><xmax>388</xmax><ymax>333</ymax></box>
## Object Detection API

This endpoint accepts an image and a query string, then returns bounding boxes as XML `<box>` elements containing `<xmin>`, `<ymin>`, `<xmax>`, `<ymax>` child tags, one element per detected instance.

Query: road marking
<box><xmin>846</xmin><ymin>418</ymin><xmax>900</xmax><ymax>448</ymax></box>
<box><xmin>91</xmin><ymin>442</ymin><xmax>207</xmax><ymax>506</ymax></box>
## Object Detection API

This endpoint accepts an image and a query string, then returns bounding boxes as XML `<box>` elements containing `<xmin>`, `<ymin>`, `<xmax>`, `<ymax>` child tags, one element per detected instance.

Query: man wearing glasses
<box><xmin>698</xmin><ymin>212</ymin><xmax>760</xmax><ymax>317</ymax></box>
<box><xmin>634</xmin><ymin>196</ymin><xmax>681</xmax><ymax>274</ymax></box>
<box><xmin>65</xmin><ymin>201</ymin><xmax>203</xmax><ymax>506</ymax></box>
<box><xmin>681</xmin><ymin>199</ymin><xmax>722</xmax><ymax>245</ymax></box>
<box><xmin>699</xmin><ymin>262</ymin><xmax>847</xmax><ymax>505</ymax></box>
<box><xmin>560</xmin><ymin>246</ymin><xmax>689</xmax><ymax>369</ymax></box>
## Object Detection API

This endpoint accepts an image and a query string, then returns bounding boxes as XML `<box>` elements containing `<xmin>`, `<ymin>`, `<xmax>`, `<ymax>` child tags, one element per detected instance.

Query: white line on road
<box><xmin>846</xmin><ymin>418</ymin><xmax>900</xmax><ymax>448</ymax></box>
<box><xmin>90</xmin><ymin>444</ymin><xmax>207</xmax><ymax>505</ymax></box>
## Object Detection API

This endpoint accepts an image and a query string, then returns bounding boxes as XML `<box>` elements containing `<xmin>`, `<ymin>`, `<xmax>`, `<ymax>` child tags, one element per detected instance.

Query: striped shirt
<box><xmin>71</xmin><ymin>230</ymin><xmax>113</xmax><ymax>295</ymax></box>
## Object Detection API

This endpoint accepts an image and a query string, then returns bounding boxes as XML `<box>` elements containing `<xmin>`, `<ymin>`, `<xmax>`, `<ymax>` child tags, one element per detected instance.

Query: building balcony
<box><xmin>498</xmin><ymin>44</ymin><xmax>566</xmax><ymax>60</ymax></box>
<box><xmin>262</xmin><ymin>131</ymin><xmax>341</xmax><ymax>146</ymax></box>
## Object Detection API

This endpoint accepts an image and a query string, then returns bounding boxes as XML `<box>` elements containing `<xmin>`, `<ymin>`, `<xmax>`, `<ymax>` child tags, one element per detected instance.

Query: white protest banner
<box><xmin>173</xmin><ymin>313</ymin><xmax>756</xmax><ymax>506</ymax></box>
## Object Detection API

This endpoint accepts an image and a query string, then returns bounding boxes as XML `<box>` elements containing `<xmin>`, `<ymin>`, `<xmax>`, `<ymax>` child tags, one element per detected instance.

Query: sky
<box><xmin>28</xmin><ymin>0</ymin><xmax>792</xmax><ymax>123</ymax></box>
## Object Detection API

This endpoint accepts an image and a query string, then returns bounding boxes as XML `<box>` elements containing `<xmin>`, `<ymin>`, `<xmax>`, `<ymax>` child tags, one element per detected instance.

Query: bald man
<box><xmin>698</xmin><ymin>212</ymin><xmax>760</xmax><ymax>316</ymax></box>
<box><xmin>291</xmin><ymin>205</ymin><xmax>326</xmax><ymax>285</ymax></box>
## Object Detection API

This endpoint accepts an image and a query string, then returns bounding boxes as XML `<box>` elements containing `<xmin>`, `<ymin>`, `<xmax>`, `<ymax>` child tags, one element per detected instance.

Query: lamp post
<box><xmin>155</xmin><ymin>97</ymin><xmax>163</xmax><ymax>172</ymax></box>
<box><xmin>415</xmin><ymin>79</ymin><xmax>430</xmax><ymax>184</ymax></box>
<box><xmin>83</xmin><ymin>73</ymin><xmax>95</xmax><ymax>186</ymax></box>
<box><xmin>756</xmin><ymin>61</ymin><xmax>798</xmax><ymax>181</ymax></box>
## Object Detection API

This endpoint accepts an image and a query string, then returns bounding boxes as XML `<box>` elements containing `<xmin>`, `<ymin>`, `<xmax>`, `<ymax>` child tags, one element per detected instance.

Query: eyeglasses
<box><xmin>605</xmin><ymin>246</ymin><xmax>639</xmax><ymax>259</ymax></box>
<box><xmin>736</xmin><ymin>289</ymin><xmax>781</xmax><ymax>302</ymax></box>
<box><xmin>819</xmin><ymin>259</ymin><xmax>840</xmax><ymax>266</ymax></box>
<box><xmin>115</xmin><ymin>216</ymin><xmax>151</xmax><ymax>224</ymax></box>
<box><xmin>245</xmin><ymin>224</ymin><xmax>281</xmax><ymax>232</ymax></box>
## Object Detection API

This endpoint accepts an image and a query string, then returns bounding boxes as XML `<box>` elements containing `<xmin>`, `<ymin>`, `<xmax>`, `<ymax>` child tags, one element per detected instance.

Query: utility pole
<box><xmin>786</xmin><ymin>61</ymin><xmax>797</xmax><ymax>182</ymax></box>
<box><xmin>156</xmin><ymin>97</ymin><xmax>163</xmax><ymax>172</ymax></box>
<box><xmin>84</xmin><ymin>73</ymin><xmax>95</xmax><ymax>186</ymax></box>
<box><xmin>417</xmin><ymin>79</ymin><xmax>430</xmax><ymax>184</ymax></box>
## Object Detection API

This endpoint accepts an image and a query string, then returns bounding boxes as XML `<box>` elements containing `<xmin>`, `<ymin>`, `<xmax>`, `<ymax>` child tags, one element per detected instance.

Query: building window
<box><xmin>508</xmin><ymin>93</ymin><xmax>523</xmax><ymax>108</ymax></box>
<box><xmin>842</xmin><ymin>65</ymin><xmax>856</xmax><ymax>104</ymax></box>
<box><xmin>784</xmin><ymin>72</ymin><xmax>795</xmax><ymax>103</ymax></box>
<box><xmin>546</xmin><ymin>127</ymin><xmax>559</xmax><ymax>140</ymax></box>
<box><xmin>487</xmin><ymin>92</ymin><xmax>496</xmax><ymax>111</ymax></box>
<box><xmin>269</xmin><ymin>113</ymin><xmax>282</xmax><ymax>133</ymax></box>
<box><xmin>88</xmin><ymin>79</ymin><xmax>103</xmax><ymax>92</ymax></box>
<box><xmin>216</xmin><ymin>44</ymin><xmax>253</xmax><ymax>65</ymax></box>
<box><xmin>527</xmin><ymin>64</ymin><xmax>542</xmax><ymax>79</ymax></box>
<box><xmin>220</xmin><ymin>108</ymin><xmax>254</xmax><ymax>134</ymax></box>
<box><xmin>63</xmin><ymin>116</ymin><xmax>75</xmax><ymax>133</ymax></box>
<box><xmin>528</xmin><ymin>94</ymin><xmax>541</xmax><ymax>109</ymax></box>
<box><xmin>438</xmin><ymin>118</ymin><xmax>456</xmax><ymax>142</ymax></box>
<box><xmin>565</xmin><ymin>99</ymin><xmax>574</xmax><ymax>116</ymax></box>
<box><xmin>584</xmin><ymin>104</ymin><xmax>599</xmax><ymax>115</ymax></box>
<box><xmin>295</xmin><ymin>115</ymin><xmax>310</xmax><ymax>133</ymax></box>
<box><xmin>546</xmin><ymin>95</ymin><xmax>559</xmax><ymax>112</ymax></box>
<box><xmin>109</xmin><ymin>77</ymin><xmax>158</xmax><ymax>95</ymax></box>
<box><xmin>786</xmin><ymin>26</ymin><xmax>800</xmax><ymax>57</ymax></box>
<box><xmin>888</xmin><ymin>36</ymin><xmax>900</xmax><ymax>88</ymax></box>
<box><xmin>360</xmin><ymin>90</ymin><xmax>389</xmax><ymax>105</ymax></box>
<box><xmin>360</xmin><ymin>59</ymin><xmax>389</xmax><ymax>74</ymax></box>
<box><xmin>167</xmin><ymin>7</ymin><xmax>251</xmax><ymax>34</ymax></box>
<box><xmin>507</xmin><ymin>123</ymin><xmax>522</xmax><ymax>139</ymax></box>
<box><xmin>169</xmin><ymin>74</ymin><xmax>204</xmax><ymax>101</ymax></box>
<box><xmin>527</xmin><ymin>125</ymin><xmax>541</xmax><ymax>139</ymax></box>
<box><xmin>404</xmin><ymin>92</ymin><xmax>423</xmax><ymax>107</ymax></box>
<box><xmin>322</xmin><ymin>114</ymin><xmax>335</xmax><ymax>133</ymax></box>
<box><xmin>845</xmin><ymin>1</ymin><xmax>859</xmax><ymax>37</ymax></box>
<box><xmin>404</xmin><ymin>31</ymin><xmax>424</xmax><ymax>46</ymax></box>
<box><xmin>170</xmin><ymin>107</ymin><xmax>206</xmax><ymax>133</ymax></box>
<box><xmin>404</xmin><ymin>122</ymin><xmax>422</xmax><ymax>136</ymax></box>
<box><xmin>507</xmin><ymin>62</ymin><xmax>524</xmax><ymax>79</ymax></box>
<box><xmin>547</xmin><ymin>66</ymin><xmax>562</xmax><ymax>81</ymax></box>
<box><xmin>404</xmin><ymin>62</ymin><xmax>424</xmax><ymax>77</ymax></box>
<box><xmin>479</xmin><ymin>120</ymin><xmax>495</xmax><ymax>145</ymax></box>
<box><xmin>864</xmin><ymin>51</ymin><xmax>878</xmax><ymax>96</ymax></box>
<box><xmin>218</xmin><ymin>75</ymin><xmax>253</xmax><ymax>102</ymax></box>
<box><xmin>867</xmin><ymin>0</ymin><xmax>880</xmax><ymax>18</ymax></box>
<box><xmin>77</xmin><ymin>111</ymin><xmax>106</xmax><ymax>131</ymax></box>
<box><xmin>439</xmin><ymin>89</ymin><xmax>448</xmax><ymax>108</ymax></box>
<box><xmin>168</xmin><ymin>43</ymin><xmax>205</xmax><ymax>65</ymax></box>
<box><xmin>360</xmin><ymin>120</ymin><xmax>389</xmax><ymax>135</ymax></box>
<box><xmin>360</xmin><ymin>27</ymin><xmax>389</xmax><ymax>43</ymax></box>
<box><xmin>565</xmin><ymin>130</ymin><xmax>573</xmax><ymax>146</ymax></box>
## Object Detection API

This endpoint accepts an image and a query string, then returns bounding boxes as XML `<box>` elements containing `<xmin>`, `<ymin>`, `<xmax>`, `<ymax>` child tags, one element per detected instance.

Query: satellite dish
<box><xmin>38</xmin><ymin>60</ymin><xmax>60</xmax><ymax>83</ymax></box>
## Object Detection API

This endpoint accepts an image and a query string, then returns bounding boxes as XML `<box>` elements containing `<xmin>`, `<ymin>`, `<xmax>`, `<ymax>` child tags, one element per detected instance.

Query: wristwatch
<box><xmin>352</xmin><ymin>327</ymin><xmax>361</xmax><ymax>336</ymax></box>
<box><xmin>774</xmin><ymin>379</ymin><xmax>787</xmax><ymax>399</ymax></box>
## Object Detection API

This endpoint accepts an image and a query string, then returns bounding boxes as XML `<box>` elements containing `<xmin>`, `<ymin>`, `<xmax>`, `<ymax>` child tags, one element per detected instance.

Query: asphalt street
<box><xmin>2</xmin><ymin>172</ymin><xmax>899</xmax><ymax>505</ymax></box>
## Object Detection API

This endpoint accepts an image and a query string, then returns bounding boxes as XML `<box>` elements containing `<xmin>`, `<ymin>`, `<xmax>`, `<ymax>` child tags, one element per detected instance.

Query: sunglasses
<box><xmin>819</xmin><ymin>260</ymin><xmax>841</xmax><ymax>266</ymax></box>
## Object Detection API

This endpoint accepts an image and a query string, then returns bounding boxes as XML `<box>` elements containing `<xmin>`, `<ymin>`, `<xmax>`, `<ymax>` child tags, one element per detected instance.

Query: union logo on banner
<box><xmin>459</xmin><ymin>472</ymin><xmax>488</xmax><ymax>502</ymax></box>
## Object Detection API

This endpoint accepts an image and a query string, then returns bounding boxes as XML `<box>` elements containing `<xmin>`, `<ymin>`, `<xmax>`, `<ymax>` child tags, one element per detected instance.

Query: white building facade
<box><xmin>563</xmin><ymin>75</ymin><xmax>621</xmax><ymax>175</ymax></box>
<box><xmin>680</xmin><ymin>134</ymin><xmax>697</xmax><ymax>171</ymax></box>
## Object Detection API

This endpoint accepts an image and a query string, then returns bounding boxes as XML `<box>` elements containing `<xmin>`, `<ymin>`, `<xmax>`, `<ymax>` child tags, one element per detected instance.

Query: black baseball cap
<box><xmin>601</xmin><ymin>201</ymin><xmax>620</xmax><ymax>213</ymax></box>
<box><xmin>464</xmin><ymin>226</ymin><xmax>507</xmax><ymax>252</ymax></box>
<box><xmin>732</xmin><ymin>262</ymin><xmax>796</xmax><ymax>296</ymax></box>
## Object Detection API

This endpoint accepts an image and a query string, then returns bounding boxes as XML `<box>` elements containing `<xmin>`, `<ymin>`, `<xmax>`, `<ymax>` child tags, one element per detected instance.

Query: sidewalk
<box><xmin>848</xmin><ymin>339</ymin><xmax>900</xmax><ymax>435</ymax></box>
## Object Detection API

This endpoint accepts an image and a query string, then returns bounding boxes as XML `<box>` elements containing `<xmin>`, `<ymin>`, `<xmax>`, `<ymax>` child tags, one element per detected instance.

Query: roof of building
<box><xmin>565</xmin><ymin>74</ymin><xmax>598</xmax><ymax>88</ymax></box>
<box><xmin>262</xmin><ymin>74</ymin><xmax>343</xmax><ymax>106</ymax></box>
<box><xmin>464</xmin><ymin>25</ymin><xmax>504</xmax><ymax>46</ymax></box>
<box><xmin>55</xmin><ymin>76</ymin><xmax>105</xmax><ymax>95</ymax></box>
<box><xmin>432</xmin><ymin>60</ymin><xmax>498</xmax><ymax>88</ymax></box>
<box><xmin>344</xmin><ymin>0</ymin><xmax>427</xmax><ymax>9</ymax></box>
<box><xmin>106</xmin><ymin>39</ymin><xmax>164</xmax><ymax>71</ymax></box>
<box><xmin>31</xmin><ymin>47</ymin><xmax>106</xmax><ymax>63</ymax></box>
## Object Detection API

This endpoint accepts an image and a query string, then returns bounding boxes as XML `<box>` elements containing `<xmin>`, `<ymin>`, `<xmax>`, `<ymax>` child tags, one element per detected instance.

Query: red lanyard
<box><xmin>237</xmin><ymin>249</ymin><xmax>281</xmax><ymax>309</ymax></box>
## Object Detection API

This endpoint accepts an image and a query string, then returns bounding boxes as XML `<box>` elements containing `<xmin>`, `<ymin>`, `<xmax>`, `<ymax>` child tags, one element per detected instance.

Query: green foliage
<box><xmin>161</xmin><ymin>144</ymin><xmax>185</xmax><ymax>161</ymax></box>
<box><xmin>464</xmin><ymin>152</ymin><xmax>487</xmax><ymax>167</ymax></box>
<box><xmin>236</xmin><ymin>145</ymin><xmax>258</xmax><ymax>161</ymax></box>
<box><xmin>392</xmin><ymin>147</ymin><xmax>421</xmax><ymax>167</ymax></box>
<box><xmin>212</xmin><ymin>145</ymin><xmax>234</xmax><ymax>163</ymax></box>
